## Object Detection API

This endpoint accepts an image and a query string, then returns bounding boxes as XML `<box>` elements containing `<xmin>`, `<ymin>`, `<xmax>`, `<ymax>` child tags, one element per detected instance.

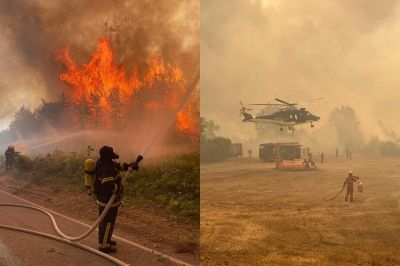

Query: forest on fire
<box><xmin>0</xmin><ymin>38</ymin><xmax>199</xmax><ymax>149</ymax></box>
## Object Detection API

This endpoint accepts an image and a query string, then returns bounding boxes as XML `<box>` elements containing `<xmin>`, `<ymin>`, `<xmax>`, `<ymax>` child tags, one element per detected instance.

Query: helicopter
<box><xmin>240</xmin><ymin>98</ymin><xmax>322</xmax><ymax>131</ymax></box>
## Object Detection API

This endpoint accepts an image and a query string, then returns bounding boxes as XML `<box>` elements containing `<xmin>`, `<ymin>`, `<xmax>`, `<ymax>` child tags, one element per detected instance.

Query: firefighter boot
<box><xmin>99</xmin><ymin>246</ymin><xmax>117</xmax><ymax>253</ymax></box>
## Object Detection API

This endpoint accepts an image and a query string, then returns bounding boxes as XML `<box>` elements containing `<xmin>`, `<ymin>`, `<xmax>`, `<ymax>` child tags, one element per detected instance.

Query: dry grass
<box><xmin>201</xmin><ymin>155</ymin><xmax>400</xmax><ymax>266</ymax></box>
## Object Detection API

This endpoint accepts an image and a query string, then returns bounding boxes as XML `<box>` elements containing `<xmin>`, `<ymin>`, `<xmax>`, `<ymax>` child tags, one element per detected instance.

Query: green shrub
<box><xmin>200</xmin><ymin>136</ymin><xmax>233</xmax><ymax>163</ymax></box>
<box><xmin>124</xmin><ymin>152</ymin><xmax>200</xmax><ymax>218</ymax></box>
<box><xmin>12</xmin><ymin>150</ymin><xmax>199</xmax><ymax>218</ymax></box>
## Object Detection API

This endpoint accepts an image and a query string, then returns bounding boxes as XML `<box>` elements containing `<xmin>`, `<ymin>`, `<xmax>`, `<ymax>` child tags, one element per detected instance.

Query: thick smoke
<box><xmin>201</xmin><ymin>0</ymin><xmax>400</xmax><ymax>151</ymax></box>
<box><xmin>0</xmin><ymin>0</ymin><xmax>199</xmax><ymax>127</ymax></box>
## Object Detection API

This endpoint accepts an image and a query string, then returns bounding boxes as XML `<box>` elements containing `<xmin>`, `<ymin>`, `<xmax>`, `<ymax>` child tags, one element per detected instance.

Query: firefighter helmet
<box><xmin>99</xmin><ymin>146</ymin><xmax>119</xmax><ymax>160</ymax></box>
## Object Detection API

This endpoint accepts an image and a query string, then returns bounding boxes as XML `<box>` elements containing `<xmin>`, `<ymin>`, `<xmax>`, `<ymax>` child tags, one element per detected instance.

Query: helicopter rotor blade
<box><xmin>239</xmin><ymin>100</ymin><xmax>252</xmax><ymax>110</ymax></box>
<box><xmin>249</xmin><ymin>103</ymin><xmax>284</xmax><ymax>106</ymax></box>
<box><xmin>275</xmin><ymin>98</ymin><xmax>295</xmax><ymax>106</ymax></box>
<box><xmin>295</xmin><ymin>98</ymin><xmax>324</xmax><ymax>106</ymax></box>
<box><xmin>239</xmin><ymin>100</ymin><xmax>253</xmax><ymax>116</ymax></box>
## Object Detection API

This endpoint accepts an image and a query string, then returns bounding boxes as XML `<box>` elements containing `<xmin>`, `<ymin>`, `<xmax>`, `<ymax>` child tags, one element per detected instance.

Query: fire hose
<box><xmin>325</xmin><ymin>186</ymin><xmax>345</xmax><ymax>201</ymax></box>
<box><xmin>325</xmin><ymin>176</ymin><xmax>362</xmax><ymax>201</ymax></box>
<box><xmin>0</xmin><ymin>156</ymin><xmax>143</xmax><ymax>266</ymax></box>
<box><xmin>0</xmin><ymin>192</ymin><xmax>127</xmax><ymax>266</ymax></box>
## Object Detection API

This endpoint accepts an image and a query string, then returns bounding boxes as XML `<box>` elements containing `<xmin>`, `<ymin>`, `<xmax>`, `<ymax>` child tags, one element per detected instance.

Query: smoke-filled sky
<box><xmin>201</xmin><ymin>0</ymin><xmax>400</xmax><ymax>142</ymax></box>
<box><xmin>0</xmin><ymin>0</ymin><xmax>199</xmax><ymax>129</ymax></box>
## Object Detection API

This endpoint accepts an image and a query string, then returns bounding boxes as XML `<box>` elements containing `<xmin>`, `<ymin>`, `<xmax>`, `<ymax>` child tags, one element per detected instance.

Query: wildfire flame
<box><xmin>56</xmin><ymin>37</ymin><xmax>198</xmax><ymax>141</ymax></box>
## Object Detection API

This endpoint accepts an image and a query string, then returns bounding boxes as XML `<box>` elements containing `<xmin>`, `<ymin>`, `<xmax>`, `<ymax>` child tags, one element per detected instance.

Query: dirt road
<box><xmin>201</xmin><ymin>155</ymin><xmax>400</xmax><ymax>265</ymax></box>
<box><xmin>0</xmin><ymin>188</ymin><xmax>190</xmax><ymax>266</ymax></box>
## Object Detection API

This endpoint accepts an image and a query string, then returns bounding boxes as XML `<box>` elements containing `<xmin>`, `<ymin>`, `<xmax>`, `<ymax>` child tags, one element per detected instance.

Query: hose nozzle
<box><xmin>129</xmin><ymin>154</ymin><xmax>144</xmax><ymax>171</ymax></box>
<box><xmin>135</xmin><ymin>154</ymin><xmax>144</xmax><ymax>164</ymax></box>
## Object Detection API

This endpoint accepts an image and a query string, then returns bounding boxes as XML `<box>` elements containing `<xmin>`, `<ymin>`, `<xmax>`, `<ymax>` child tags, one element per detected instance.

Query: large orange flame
<box><xmin>56</xmin><ymin>37</ymin><xmax>198</xmax><ymax>141</ymax></box>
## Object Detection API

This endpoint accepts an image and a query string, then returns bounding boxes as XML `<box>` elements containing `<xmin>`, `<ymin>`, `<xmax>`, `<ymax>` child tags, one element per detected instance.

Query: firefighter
<box><xmin>307</xmin><ymin>152</ymin><xmax>316</xmax><ymax>169</ymax></box>
<box><xmin>303</xmin><ymin>159</ymin><xmax>309</xmax><ymax>168</ymax></box>
<box><xmin>4</xmin><ymin>146</ymin><xmax>17</xmax><ymax>171</ymax></box>
<box><xmin>308</xmin><ymin>153</ymin><xmax>317</xmax><ymax>169</ymax></box>
<box><xmin>343</xmin><ymin>171</ymin><xmax>359</xmax><ymax>202</ymax></box>
<box><xmin>95</xmin><ymin>146</ymin><xmax>137</xmax><ymax>253</ymax></box>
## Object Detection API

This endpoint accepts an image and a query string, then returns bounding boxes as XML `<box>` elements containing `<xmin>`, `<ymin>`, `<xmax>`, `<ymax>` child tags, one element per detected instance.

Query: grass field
<box><xmin>201</xmin><ymin>155</ymin><xmax>400</xmax><ymax>265</ymax></box>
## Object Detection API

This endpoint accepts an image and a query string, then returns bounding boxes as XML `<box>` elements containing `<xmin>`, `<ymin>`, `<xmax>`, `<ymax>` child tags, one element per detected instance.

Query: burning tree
<box><xmin>56</xmin><ymin>37</ymin><xmax>199</xmax><ymax>143</ymax></box>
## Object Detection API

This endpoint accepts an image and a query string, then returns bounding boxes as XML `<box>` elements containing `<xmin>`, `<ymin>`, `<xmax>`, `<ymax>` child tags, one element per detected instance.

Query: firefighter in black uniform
<box><xmin>5</xmin><ymin>146</ymin><xmax>17</xmax><ymax>171</ymax></box>
<box><xmin>95</xmin><ymin>146</ymin><xmax>138</xmax><ymax>253</ymax></box>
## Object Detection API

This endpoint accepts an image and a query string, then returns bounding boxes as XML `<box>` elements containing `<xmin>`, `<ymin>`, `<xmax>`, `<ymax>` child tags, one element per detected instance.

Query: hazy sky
<box><xmin>201</xmin><ymin>0</ymin><xmax>400</xmax><ymax>142</ymax></box>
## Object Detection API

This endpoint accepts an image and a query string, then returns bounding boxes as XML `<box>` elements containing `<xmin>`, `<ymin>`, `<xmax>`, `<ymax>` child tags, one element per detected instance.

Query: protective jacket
<box><xmin>5</xmin><ymin>147</ymin><xmax>15</xmax><ymax>162</ymax></box>
<box><xmin>344</xmin><ymin>175</ymin><xmax>359</xmax><ymax>191</ymax></box>
<box><xmin>95</xmin><ymin>159</ymin><xmax>129</xmax><ymax>207</ymax></box>
<box><xmin>343</xmin><ymin>175</ymin><xmax>359</xmax><ymax>202</ymax></box>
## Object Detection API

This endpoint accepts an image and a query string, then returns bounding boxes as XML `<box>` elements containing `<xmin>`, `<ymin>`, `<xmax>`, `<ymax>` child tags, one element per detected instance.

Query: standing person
<box><xmin>248</xmin><ymin>149</ymin><xmax>252</xmax><ymax>159</ymax></box>
<box><xmin>346</xmin><ymin>147</ymin><xmax>349</xmax><ymax>159</ymax></box>
<box><xmin>4</xmin><ymin>146</ymin><xmax>16</xmax><ymax>171</ymax></box>
<box><xmin>303</xmin><ymin>159</ymin><xmax>310</xmax><ymax>168</ymax></box>
<box><xmin>320</xmin><ymin>152</ymin><xmax>324</xmax><ymax>164</ymax></box>
<box><xmin>349</xmin><ymin>151</ymin><xmax>352</xmax><ymax>160</ymax></box>
<box><xmin>343</xmin><ymin>171</ymin><xmax>359</xmax><ymax>202</ymax></box>
<box><xmin>335</xmin><ymin>148</ymin><xmax>338</xmax><ymax>158</ymax></box>
<box><xmin>95</xmin><ymin>146</ymin><xmax>139</xmax><ymax>253</ymax></box>
<box><xmin>309</xmin><ymin>153</ymin><xmax>317</xmax><ymax>169</ymax></box>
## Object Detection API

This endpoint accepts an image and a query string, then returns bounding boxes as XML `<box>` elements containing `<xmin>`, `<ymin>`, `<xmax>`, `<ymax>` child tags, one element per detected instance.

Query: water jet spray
<box><xmin>140</xmin><ymin>71</ymin><xmax>200</xmax><ymax>157</ymax></box>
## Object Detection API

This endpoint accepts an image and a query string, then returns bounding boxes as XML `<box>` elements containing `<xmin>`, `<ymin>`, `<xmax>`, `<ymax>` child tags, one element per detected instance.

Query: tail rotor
<box><xmin>239</xmin><ymin>101</ymin><xmax>252</xmax><ymax>116</ymax></box>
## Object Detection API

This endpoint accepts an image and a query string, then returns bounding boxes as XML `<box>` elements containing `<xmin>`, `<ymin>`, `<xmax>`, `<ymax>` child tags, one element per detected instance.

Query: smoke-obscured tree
<box><xmin>74</xmin><ymin>97</ymin><xmax>91</xmax><ymax>129</ymax></box>
<box><xmin>328</xmin><ymin>106</ymin><xmax>364</xmax><ymax>151</ymax></box>
<box><xmin>380</xmin><ymin>141</ymin><xmax>400</xmax><ymax>156</ymax></box>
<box><xmin>9</xmin><ymin>106</ymin><xmax>39</xmax><ymax>139</ymax></box>
<box><xmin>365</xmin><ymin>135</ymin><xmax>400</xmax><ymax>157</ymax></box>
<box><xmin>200</xmin><ymin>117</ymin><xmax>233</xmax><ymax>163</ymax></box>
<box><xmin>365</xmin><ymin>136</ymin><xmax>380</xmax><ymax>154</ymax></box>
<box><xmin>0</xmin><ymin>129</ymin><xmax>17</xmax><ymax>146</ymax></box>
<box><xmin>201</xmin><ymin>117</ymin><xmax>219</xmax><ymax>139</ymax></box>
<box><xmin>107</xmin><ymin>88</ymin><xmax>123</xmax><ymax>129</ymax></box>
<box><xmin>89</xmin><ymin>91</ymin><xmax>102</xmax><ymax>128</ymax></box>
<box><xmin>377</xmin><ymin>120</ymin><xmax>399</xmax><ymax>143</ymax></box>
<box><xmin>201</xmin><ymin>136</ymin><xmax>232</xmax><ymax>163</ymax></box>
<box><xmin>35</xmin><ymin>95</ymin><xmax>69</xmax><ymax>131</ymax></box>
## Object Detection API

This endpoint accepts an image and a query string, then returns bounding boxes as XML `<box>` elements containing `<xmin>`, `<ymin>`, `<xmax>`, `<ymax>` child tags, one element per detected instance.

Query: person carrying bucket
<box><xmin>343</xmin><ymin>171</ymin><xmax>360</xmax><ymax>202</ymax></box>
